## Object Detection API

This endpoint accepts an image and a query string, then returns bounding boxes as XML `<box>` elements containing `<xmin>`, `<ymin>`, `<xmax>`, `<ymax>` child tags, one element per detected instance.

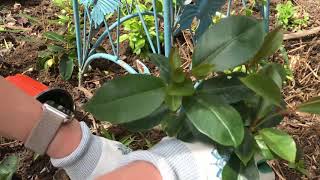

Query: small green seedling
<box><xmin>120</xmin><ymin>0</ymin><xmax>164</xmax><ymax>56</ymax></box>
<box><xmin>37</xmin><ymin>0</ymin><xmax>75</xmax><ymax>80</ymax></box>
<box><xmin>276</xmin><ymin>1</ymin><xmax>309</xmax><ymax>31</ymax></box>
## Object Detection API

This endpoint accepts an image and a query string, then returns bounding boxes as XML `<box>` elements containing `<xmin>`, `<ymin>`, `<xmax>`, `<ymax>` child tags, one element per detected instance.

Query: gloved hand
<box><xmin>119</xmin><ymin>138</ymin><xmax>275</xmax><ymax>180</ymax></box>
<box><xmin>118</xmin><ymin>137</ymin><xmax>227</xmax><ymax>180</ymax></box>
<box><xmin>53</xmin><ymin>122</ymin><xmax>274</xmax><ymax>180</ymax></box>
<box><xmin>51</xmin><ymin>122</ymin><xmax>132</xmax><ymax>180</ymax></box>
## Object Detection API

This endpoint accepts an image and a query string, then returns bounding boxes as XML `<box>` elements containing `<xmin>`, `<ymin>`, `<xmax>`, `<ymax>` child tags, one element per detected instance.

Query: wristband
<box><xmin>24</xmin><ymin>103</ymin><xmax>73</xmax><ymax>155</ymax></box>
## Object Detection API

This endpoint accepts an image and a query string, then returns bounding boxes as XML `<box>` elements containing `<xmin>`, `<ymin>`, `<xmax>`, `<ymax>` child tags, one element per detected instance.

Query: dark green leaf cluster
<box><xmin>85</xmin><ymin>16</ymin><xmax>320</xmax><ymax>179</ymax></box>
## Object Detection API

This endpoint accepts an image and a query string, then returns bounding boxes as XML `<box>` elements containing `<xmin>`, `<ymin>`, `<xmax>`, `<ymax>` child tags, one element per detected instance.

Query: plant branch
<box><xmin>250</xmin><ymin>107</ymin><xmax>296</xmax><ymax>131</ymax></box>
<box><xmin>283</xmin><ymin>27</ymin><xmax>320</xmax><ymax>40</ymax></box>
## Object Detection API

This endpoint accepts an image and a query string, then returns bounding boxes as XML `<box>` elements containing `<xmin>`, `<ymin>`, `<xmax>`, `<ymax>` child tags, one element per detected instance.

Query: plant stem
<box><xmin>78</xmin><ymin>72</ymin><xmax>82</xmax><ymax>87</ymax></box>
<box><xmin>250</xmin><ymin>108</ymin><xmax>295</xmax><ymax>132</ymax></box>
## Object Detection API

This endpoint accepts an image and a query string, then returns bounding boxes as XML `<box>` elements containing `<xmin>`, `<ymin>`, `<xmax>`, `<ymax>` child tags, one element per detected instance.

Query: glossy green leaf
<box><xmin>257</xmin><ymin>108</ymin><xmax>284</xmax><ymax>129</ymax></box>
<box><xmin>193</xmin><ymin>16</ymin><xmax>265</xmax><ymax>71</ymax></box>
<box><xmin>123</xmin><ymin>105</ymin><xmax>169</xmax><ymax>132</ymax></box>
<box><xmin>259</xmin><ymin>128</ymin><xmax>296</xmax><ymax>162</ymax></box>
<box><xmin>161</xmin><ymin>113</ymin><xmax>184</xmax><ymax>136</ymax></box>
<box><xmin>232</xmin><ymin>101</ymin><xmax>255</xmax><ymax>126</ymax></box>
<box><xmin>183</xmin><ymin>116</ymin><xmax>218</xmax><ymax>144</ymax></box>
<box><xmin>148</xmin><ymin>53</ymin><xmax>170</xmax><ymax>82</ymax></box>
<box><xmin>240</xmin><ymin>74</ymin><xmax>281</xmax><ymax>106</ymax></box>
<box><xmin>235</xmin><ymin>129</ymin><xmax>255</xmax><ymax>165</ymax></box>
<box><xmin>260</xmin><ymin>63</ymin><xmax>286</xmax><ymax>89</ymax></box>
<box><xmin>184</xmin><ymin>95</ymin><xmax>244</xmax><ymax>147</ymax></box>
<box><xmin>172</xmin><ymin>68</ymin><xmax>185</xmax><ymax>83</ymax></box>
<box><xmin>0</xmin><ymin>155</ymin><xmax>18</xmax><ymax>180</ymax></box>
<box><xmin>44</xmin><ymin>32</ymin><xmax>65</xmax><ymax>42</ymax></box>
<box><xmin>85</xmin><ymin>74</ymin><xmax>166</xmax><ymax>123</ymax></box>
<box><xmin>255</xmin><ymin>135</ymin><xmax>275</xmax><ymax>160</ymax></box>
<box><xmin>169</xmin><ymin>47</ymin><xmax>181</xmax><ymax>71</ymax></box>
<box><xmin>297</xmin><ymin>97</ymin><xmax>320</xmax><ymax>114</ymax></box>
<box><xmin>167</xmin><ymin>79</ymin><xmax>195</xmax><ymax>96</ymax></box>
<box><xmin>252</xmin><ymin>27</ymin><xmax>284</xmax><ymax>63</ymax></box>
<box><xmin>191</xmin><ymin>63</ymin><xmax>214</xmax><ymax>79</ymax></box>
<box><xmin>165</xmin><ymin>95</ymin><xmax>182</xmax><ymax>111</ymax></box>
<box><xmin>256</xmin><ymin>98</ymin><xmax>275</xmax><ymax>120</ymax></box>
<box><xmin>176</xmin><ymin>116</ymin><xmax>218</xmax><ymax>144</ymax></box>
<box><xmin>222</xmin><ymin>154</ymin><xmax>259</xmax><ymax>180</ymax></box>
<box><xmin>59</xmin><ymin>54</ymin><xmax>74</xmax><ymax>80</ymax></box>
<box><xmin>176</xmin><ymin>118</ymin><xmax>195</xmax><ymax>142</ymax></box>
<box><xmin>197</xmin><ymin>75</ymin><xmax>254</xmax><ymax>104</ymax></box>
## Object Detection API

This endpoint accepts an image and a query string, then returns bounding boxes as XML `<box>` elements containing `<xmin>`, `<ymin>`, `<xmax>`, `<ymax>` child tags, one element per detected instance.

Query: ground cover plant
<box><xmin>37</xmin><ymin>0</ymin><xmax>76</xmax><ymax>80</ymax></box>
<box><xmin>276</xmin><ymin>1</ymin><xmax>309</xmax><ymax>31</ymax></box>
<box><xmin>119</xmin><ymin>0</ymin><xmax>164</xmax><ymax>56</ymax></box>
<box><xmin>85</xmin><ymin>16</ymin><xmax>320</xmax><ymax>179</ymax></box>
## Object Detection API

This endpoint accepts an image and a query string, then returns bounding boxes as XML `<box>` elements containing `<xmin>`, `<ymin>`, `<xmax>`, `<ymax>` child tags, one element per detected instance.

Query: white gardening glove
<box><xmin>118</xmin><ymin>137</ymin><xmax>275</xmax><ymax>180</ymax></box>
<box><xmin>51</xmin><ymin>123</ymin><xmax>274</xmax><ymax>180</ymax></box>
<box><xmin>51</xmin><ymin>122</ymin><xmax>131</xmax><ymax>180</ymax></box>
<box><xmin>117</xmin><ymin>137</ymin><xmax>227</xmax><ymax>180</ymax></box>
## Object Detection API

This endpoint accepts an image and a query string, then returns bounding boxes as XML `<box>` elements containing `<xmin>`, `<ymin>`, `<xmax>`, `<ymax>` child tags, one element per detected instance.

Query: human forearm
<box><xmin>0</xmin><ymin>77</ymin><xmax>81</xmax><ymax>158</ymax></box>
<box><xmin>0</xmin><ymin>76</ymin><xmax>43</xmax><ymax>141</ymax></box>
<box><xmin>1</xmin><ymin>77</ymin><xmax>162</xmax><ymax>179</ymax></box>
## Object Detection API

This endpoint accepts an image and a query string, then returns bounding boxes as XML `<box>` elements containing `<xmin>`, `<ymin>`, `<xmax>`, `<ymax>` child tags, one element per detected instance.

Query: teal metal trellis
<box><xmin>72</xmin><ymin>0</ymin><xmax>270</xmax><ymax>86</ymax></box>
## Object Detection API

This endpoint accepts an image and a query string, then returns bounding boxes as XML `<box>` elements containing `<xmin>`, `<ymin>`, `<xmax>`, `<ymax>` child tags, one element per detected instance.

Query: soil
<box><xmin>0</xmin><ymin>0</ymin><xmax>320</xmax><ymax>179</ymax></box>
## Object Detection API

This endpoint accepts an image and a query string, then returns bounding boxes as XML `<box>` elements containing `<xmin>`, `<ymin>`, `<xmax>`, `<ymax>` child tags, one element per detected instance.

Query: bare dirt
<box><xmin>0</xmin><ymin>0</ymin><xmax>320</xmax><ymax>179</ymax></box>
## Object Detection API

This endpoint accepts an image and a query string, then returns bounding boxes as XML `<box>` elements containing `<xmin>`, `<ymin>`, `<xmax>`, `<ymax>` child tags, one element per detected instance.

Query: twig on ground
<box><xmin>0</xmin><ymin>140</ymin><xmax>18</xmax><ymax>147</ymax></box>
<box><xmin>2</xmin><ymin>25</ymin><xmax>32</xmax><ymax>32</ymax></box>
<box><xmin>302</xmin><ymin>43</ymin><xmax>320</xmax><ymax>81</ymax></box>
<box><xmin>284</xmin><ymin>27</ymin><xmax>320</xmax><ymax>40</ymax></box>
<box><xmin>305</xmin><ymin>62</ymin><xmax>320</xmax><ymax>81</ymax></box>
<box><xmin>288</xmin><ymin>44</ymin><xmax>307</xmax><ymax>53</ymax></box>
<box><xmin>271</xmin><ymin>161</ymin><xmax>286</xmax><ymax>180</ymax></box>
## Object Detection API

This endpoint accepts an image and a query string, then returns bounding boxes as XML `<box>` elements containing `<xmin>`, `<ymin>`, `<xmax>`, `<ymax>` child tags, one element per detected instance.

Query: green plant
<box><xmin>84</xmin><ymin>16</ymin><xmax>319</xmax><ymax>179</ymax></box>
<box><xmin>0</xmin><ymin>155</ymin><xmax>19</xmax><ymax>180</ymax></box>
<box><xmin>119</xmin><ymin>0</ymin><xmax>164</xmax><ymax>56</ymax></box>
<box><xmin>276</xmin><ymin>1</ymin><xmax>309</xmax><ymax>31</ymax></box>
<box><xmin>100</xmin><ymin>128</ymin><xmax>136</xmax><ymax>147</ymax></box>
<box><xmin>37</xmin><ymin>0</ymin><xmax>75</xmax><ymax>80</ymax></box>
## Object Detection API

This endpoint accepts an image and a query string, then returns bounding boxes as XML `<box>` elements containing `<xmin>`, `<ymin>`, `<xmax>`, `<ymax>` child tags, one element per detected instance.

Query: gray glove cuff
<box><xmin>119</xmin><ymin>138</ymin><xmax>201</xmax><ymax>180</ymax></box>
<box><xmin>51</xmin><ymin>122</ymin><xmax>102</xmax><ymax>180</ymax></box>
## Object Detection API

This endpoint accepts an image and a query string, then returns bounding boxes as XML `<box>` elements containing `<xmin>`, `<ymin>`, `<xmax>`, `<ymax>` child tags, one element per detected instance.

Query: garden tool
<box><xmin>4</xmin><ymin>74</ymin><xmax>75</xmax><ymax>113</ymax></box>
